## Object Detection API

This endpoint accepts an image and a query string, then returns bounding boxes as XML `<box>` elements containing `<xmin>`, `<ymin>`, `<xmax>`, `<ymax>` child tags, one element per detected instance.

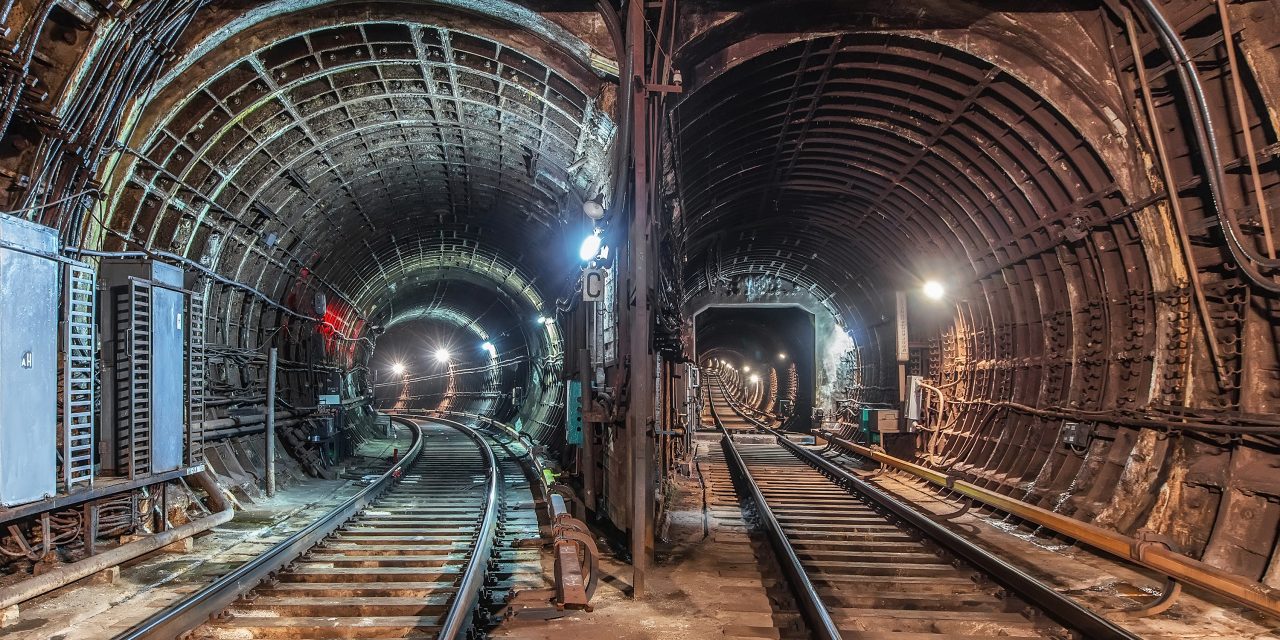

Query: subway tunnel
<box><xmin>0</xmin><ymin>0</ymin><xmax>1278</xmax><ymax>638</ymax></box>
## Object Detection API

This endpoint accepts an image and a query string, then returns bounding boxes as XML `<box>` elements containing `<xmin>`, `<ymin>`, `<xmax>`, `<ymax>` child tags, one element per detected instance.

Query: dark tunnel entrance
<box><xmin>695</xmin><ymin>306</ymin><xmax>816</xmax><ymax>431</ymax></box>
<box><xmin>368</xmin><ymin>277</ymin><xmax>539</xmax><ymax>422</ymax></box>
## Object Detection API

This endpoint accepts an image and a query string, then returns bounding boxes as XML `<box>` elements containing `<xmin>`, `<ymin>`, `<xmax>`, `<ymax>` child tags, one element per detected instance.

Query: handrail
<box><xmin>711</xmin><ymin>401</ymin><xmax>843</xmax><ymax>640</ymax></box>
<box><xmin>821</xmin><ymin>431</ymin><xmax>1280</xmax><ymax>620</ymax></box>
<box><xmin>432</xmin><ymin>417</ymin><xmax>501</xmax><ymax>639</ymax></box>
<box><xmin>115</xmin><ymin>415</ymin><xmax>426</xmax><ymax>640</ymax></box>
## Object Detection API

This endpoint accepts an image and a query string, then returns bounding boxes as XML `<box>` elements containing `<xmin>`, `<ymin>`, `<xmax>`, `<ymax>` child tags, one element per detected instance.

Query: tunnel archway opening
<box><xmin>76</xmin><ymin>4</ymin><xmax>612</xmax><ymax>450</ymax></box>
<box><xmin>695</xmin><ymin>305</ymin><xmax>816</xmax><ymax>431</ymax></box>
<box><xmin>368</xmin><ymin>277</ymin><xmax>537</xmax><ymax>419</ymax></box>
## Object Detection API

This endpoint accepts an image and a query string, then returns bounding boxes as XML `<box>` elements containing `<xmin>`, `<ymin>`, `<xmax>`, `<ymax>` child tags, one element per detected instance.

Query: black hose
<box><xmin>1133</xmin><ymin>0</ymin><xmax>1280</xmax><ymax>294</ymax></box>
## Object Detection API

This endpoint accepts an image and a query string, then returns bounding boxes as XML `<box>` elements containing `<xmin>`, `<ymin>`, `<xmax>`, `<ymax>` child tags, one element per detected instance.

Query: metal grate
<box><xmin>114</xmin><ymin>279</ymin><xmax>153</xmax><ymax>479</ymax></box>
<box><xmin>186</xmin><ymin>292</ymin><xmax>206</xmax><ymax>465</ymax></box>
<box><xmin>60</xmin><ymin>262</ymin><xmax>96</xmax><ymax>492</ymax></box>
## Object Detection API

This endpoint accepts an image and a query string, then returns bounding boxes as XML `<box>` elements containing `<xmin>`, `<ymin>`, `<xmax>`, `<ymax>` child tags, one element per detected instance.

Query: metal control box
<box><xmin>1061</xmin><ymin>422</ymin><xmax>1093</xmax><ymax>447</ymax></box>
<box><xmin>99</xmin><ymin>259</ymin><xmax>190</xmax><ymax>477</ymax></box>
<box><xmin>905</xmin><ymin>375</ymin><xmax>923</xmax><ymax>422</ymax></box>
<box><xmin>862</xmin><ymin>408</ymin><xmax>903</xmax><ymax>434</ymax></box>
<box><xmin>0</xmin><ymin>213</ymin><xmax>59</xmax><ymax>506</ymax></box>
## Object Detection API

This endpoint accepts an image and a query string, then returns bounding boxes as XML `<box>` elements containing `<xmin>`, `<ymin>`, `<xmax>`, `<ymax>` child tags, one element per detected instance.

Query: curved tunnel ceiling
<box><xmin>676</xmin><ymin>33</ymin><xmax>1128</xmax><ymax>320</ymax></box>
<box><xmin>104</xmin><ymin>12</ymin><xmax>613</xmax><ymax>346</ymax></box>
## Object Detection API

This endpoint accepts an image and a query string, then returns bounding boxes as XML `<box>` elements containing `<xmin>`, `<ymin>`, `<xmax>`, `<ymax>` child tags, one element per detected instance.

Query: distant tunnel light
<box><xmin>742</xmin><ymin>365</ymin><xmax>750</xmax><ymax>372</ymax></box>
<box><xmin>749</xmin><ymin>374</ymin><xmax>760</xmax><ymax>383</ymax></box>
<box><xmin>579</xmin><ymin>230</ymin><xmax>603</xmax><ymax>261</ymax></box>
<box><xmin>923</xmin><ymin>280</ymin><xmax>946</xmax><ymax>300</ymax></box>
<box><xmin>778</xmin><ymin>352</ymin><xmax>787</xmax><ymax>360</ymax></box>
<box><xmin>391</xmin><ymin>362</ymin><xmax>406</xmax><ymax>376</ymax></box>
<box><xmin>481</xmin><ymin>341</ymin><xmax>497</xmax><ymax>358</ymax></box>
<box><xmin>434</xmin><ymin>348</ymin><xmax>452</xmax><ymax>364</ymax></box>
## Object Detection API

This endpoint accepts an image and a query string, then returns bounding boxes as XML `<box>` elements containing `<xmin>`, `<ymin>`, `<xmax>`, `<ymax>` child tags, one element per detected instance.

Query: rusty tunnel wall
<box><xmin>669</xmin><ymin>0</ymin><xmax>1280</xmax><ymax>585</ymax></box>
<box><xmin>2</xmin><ymin>0</ymin><xmax>1280</xmax><ymax>590</ymax></box>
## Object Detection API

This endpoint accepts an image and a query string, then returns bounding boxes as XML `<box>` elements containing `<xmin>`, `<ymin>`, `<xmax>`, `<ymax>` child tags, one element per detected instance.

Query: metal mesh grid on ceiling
<box><xmin>113</xmin><ymin>21</ymin><xmax>603</xmax><ymax>311</ymax></box>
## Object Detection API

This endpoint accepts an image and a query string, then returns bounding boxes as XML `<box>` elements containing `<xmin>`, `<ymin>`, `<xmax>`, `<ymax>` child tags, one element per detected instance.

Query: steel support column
<box><xmin>626</xmin><ymin>0</ymin><xmax>654</xmax><ymax>598</ymax></box>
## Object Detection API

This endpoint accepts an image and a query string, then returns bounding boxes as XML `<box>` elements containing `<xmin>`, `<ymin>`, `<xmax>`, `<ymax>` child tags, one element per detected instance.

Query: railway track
<box><xmin>116</xmin><ymin>416</ymin><xmax>534</xmax><ymax>640</ymax></box>
<box><xmin>705</xmin><ymin>372</ymin><xmax>763</xmax><ymax>433</ymax></box>
<box><xmin>709</xmin><ymin>386</ymin><xmax>1137</xmax><ymax>640</ymax></box>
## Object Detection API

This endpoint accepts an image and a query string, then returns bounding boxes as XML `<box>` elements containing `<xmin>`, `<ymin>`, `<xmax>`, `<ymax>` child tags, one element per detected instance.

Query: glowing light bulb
<box><xmin>578</xmin><ymin>231</ymin><xmax>603</xmax><ymax>261</ymax></box>
<box><xmin>434</xmin><ymin>348</ymin><xmax>451</xmax><ymax>364</ymax></box>
<box><xmin>391</xmin><ymin>362</ymin><xmax>406</xmax><ymax>376</ymax></box>
<box><xmin>923</xmin><ymin>280</ymin><xmax>945</xmax><ymax>300</ymax></box>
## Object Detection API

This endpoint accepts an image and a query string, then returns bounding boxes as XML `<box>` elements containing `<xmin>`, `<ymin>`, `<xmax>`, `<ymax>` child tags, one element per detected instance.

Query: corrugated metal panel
<box><xmin>61</xmin><ymin>261</ymin><xmax>96</xmax><ymax>492</ymax></box>
<box><xmin>186</xmin><ymin>292</ymin><xmax>206</xmax><ymax>465</ymax></box>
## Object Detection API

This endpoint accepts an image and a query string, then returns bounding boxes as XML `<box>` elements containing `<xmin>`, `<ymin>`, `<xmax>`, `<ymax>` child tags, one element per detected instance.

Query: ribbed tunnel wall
<box><xmin>4</xmin><ymin>0</ymin><xmax>1280</xmax><ymax>591</ymax></box>
<box><xmin>0</xmin><ymin>1</ymin><xmax>614</xmax><ymax>438</ymax></box>
<box><xmin>672</xmin><ymin>1</ymin><xmax>1280</xmax><ymax>583</ymax></box>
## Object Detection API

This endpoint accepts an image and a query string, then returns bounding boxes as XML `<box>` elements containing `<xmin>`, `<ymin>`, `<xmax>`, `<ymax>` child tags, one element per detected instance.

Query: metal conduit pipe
<box><xmin>197</xmin><ymin>410</ymin><xmax>300</xmax><ymax>432</ymax></box>
<box><xmin>1132</xmin><ymin>0</ymin><xmax>1280</xmax><ymax>294</ymax></box>
<box><xmin>820</xmin><ymin>433</ymin><xmax>1280</xmax><ymax>619</ymax></box>
<box><xmin>69</xmin><ymin>249</ymin><xmax>371</xmax><ymax>345</ymax></box>
<box><xmin>0</xmin><ymin>469</ymin><xmax>234</xmax><ymax>611</ymax></box>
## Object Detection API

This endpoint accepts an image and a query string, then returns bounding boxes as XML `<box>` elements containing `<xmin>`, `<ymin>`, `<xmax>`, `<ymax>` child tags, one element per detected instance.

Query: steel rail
<box><xmin>429</xmin><ymin>415</ymin><xmax>502</xmax><ymax>639</ymax></box>
<box><xmin>779</xmin><ymin>439</ymin><xmax>1138</xmax><ymax>639</ymax></box>
<box><xmin>711</xmin><ymin>401</ymin><xmax>843</xmax><ymax>640</ymax></box>
<box><xmin>713</xmin><ymin>383</ymin><xmax>1138</xmax><ymax>639</ymax></box>
<box><xmin>821</xmin><ymin>431</ymin><xmax>1280</xmax><ymax>620</ymax></box>
<box><xmin>114</xmin><ymin>415</ymin><xmax>430</xmax><ymax>640</ymax></box>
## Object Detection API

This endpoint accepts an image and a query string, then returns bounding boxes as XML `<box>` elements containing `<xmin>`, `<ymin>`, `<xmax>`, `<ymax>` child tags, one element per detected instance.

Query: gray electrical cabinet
<box><xmin>0</xmin><ymin>213</ymin><xmax>59</xmax><ymax>506</ymax></box>
<box><xmin>100</xmin><ymin>259</ymin><xmax>193</xmax><ymax>477</ymax></box>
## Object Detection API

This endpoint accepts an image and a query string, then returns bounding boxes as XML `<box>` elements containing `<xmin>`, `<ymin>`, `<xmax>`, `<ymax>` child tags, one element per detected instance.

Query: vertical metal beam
<box><xmin>1121</xmin><ymin>10</ymin><xmax>1228</xmax><ymax>391</ymax></box>
<box><xmin>577</xmin><ymin>348</ymin><xmax>596</xmax><ymax>512</ymax></box>
<box><xmin>627</xmin><ymin>0</ymin><xmax>654</xmax><ymax>599</ymax></box>
<box><xmin>83</xmin><ymin>502</ymin><xmax>97</xmax><ymax>557</ymax></box>
<box><xmin>266</xmin><ymin>347</ymin><xmax>278</xmax><ymax>498</ymax></box>
<box><xmin>895</xmin><ymin>290</ymin><xmax>909</xmax><ymax>407</ymax></box>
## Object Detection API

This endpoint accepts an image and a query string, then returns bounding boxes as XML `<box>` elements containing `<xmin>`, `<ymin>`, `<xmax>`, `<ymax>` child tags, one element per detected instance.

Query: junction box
<box><xmin>0</xmin><ymin>213</ymin><xmax>97</xmax><ymax>506</ymax></box>
<box><xmin>98</xmin><ymin>258</ymin><xmax>205</xmax><ymax>478</ymax></box>
<box><xmin>0</xmin><ymin>214</ymin><xmax>59</xmax><ymax>506</ymax></box>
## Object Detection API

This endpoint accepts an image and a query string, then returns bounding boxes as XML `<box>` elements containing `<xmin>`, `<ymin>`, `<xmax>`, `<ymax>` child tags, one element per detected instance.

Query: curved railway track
<box><xmin>115</xmin><ymin>415</ymin><xmax>534</xmax><ymax>640</ymax></box>
<box><xmin>709</xmin><ymin>380</ymin><xmax>1138</xmax><ymax>640</ymax></box>
<box><xmin>705</xmin><ymin>373</ymin><xmax>763</xmax><ymax>433</ymax></box>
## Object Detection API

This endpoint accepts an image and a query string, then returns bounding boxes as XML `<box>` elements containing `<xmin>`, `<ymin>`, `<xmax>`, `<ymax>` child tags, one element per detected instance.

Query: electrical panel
<box><xmin>905</xmin><ymin>375</ymin><xmax>923</xmax><ymax>422</ymax></box>
<box><xmin>99</xmin><ymin>259</ymin><xmax>203</xmax><ymax>478</ymax></box>
<box><xmin>1061</xmin><ymin>422</ymin><xmax>1092</xmax><ymax>447</ymax></box>
<box><xmin>861</xmin><ymin>408</ymin><xmax>903</xmax><ymax>434</ymax></box>
<box><xmin>0</xmin><ymin>213</ymin><xmax>59</xmax><ymax>506</ymax></box>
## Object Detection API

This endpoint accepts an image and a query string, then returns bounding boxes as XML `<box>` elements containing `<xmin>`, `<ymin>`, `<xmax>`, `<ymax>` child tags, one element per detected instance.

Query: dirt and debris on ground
<box><xmin>496</xmin><ymin>435</ymin><xmax>800</xmax><ymax>640</ymax></box>
<box><xmin>3</xmin><ymin>428</ymin><xmax>410</xmax><ymax>640</ymax></box>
